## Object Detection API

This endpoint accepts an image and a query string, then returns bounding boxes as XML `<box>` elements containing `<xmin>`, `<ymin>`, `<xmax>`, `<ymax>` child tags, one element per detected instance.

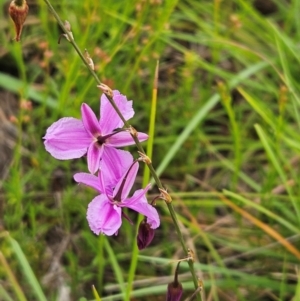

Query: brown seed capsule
<box><xmin>8</xmin><ymin>0</ymin><xmax>29</xmax><ymax>42</ymax></box>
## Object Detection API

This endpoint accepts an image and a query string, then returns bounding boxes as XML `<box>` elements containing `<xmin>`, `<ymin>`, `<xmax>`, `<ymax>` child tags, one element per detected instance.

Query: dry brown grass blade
<box><xmin>219</xmin><ymin>195</ymin><xmax>300</xmax><ymax>259</ymax></box>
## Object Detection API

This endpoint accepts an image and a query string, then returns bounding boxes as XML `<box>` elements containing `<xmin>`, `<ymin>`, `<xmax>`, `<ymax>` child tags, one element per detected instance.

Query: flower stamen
<box><xmin>96</xmin><ymin>129</ymin><xmax>125</xmax><ymax>145</ymax></box>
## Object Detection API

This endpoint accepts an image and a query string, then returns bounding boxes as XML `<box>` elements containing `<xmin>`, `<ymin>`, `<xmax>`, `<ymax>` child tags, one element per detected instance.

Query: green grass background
<box><xmin>1</xmin><ymin>0</ymin><xmax>300</xmax><ymax>300</ymax></box>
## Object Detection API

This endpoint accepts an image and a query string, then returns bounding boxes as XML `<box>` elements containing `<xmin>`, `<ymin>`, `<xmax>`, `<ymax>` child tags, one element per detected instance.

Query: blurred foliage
<box><xmin>0</xmin><ymin>0</ymin><xmax>300</xmax><ymax>300</ymax></box>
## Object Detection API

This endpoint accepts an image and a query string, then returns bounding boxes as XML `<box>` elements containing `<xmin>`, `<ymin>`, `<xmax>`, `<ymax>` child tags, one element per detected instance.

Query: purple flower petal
<box><xmin>43</xmin><ymin>117</ymin><xmax>91</xmax><ymax>160</ymax></box>
<box><xmin>113</xmin><ymin>161</ymin><xmax>139</xmax><ymax>201</ymax></box>
<box><xmin>125</xmin><ymin>185</ymin><xmax>160</xmax><ymax>229</ymax></box>
<box><xmin>87</xmin><ymin>195</ymin><xmax>122</xmax><ymax>236</ymax></box>
<box><xmin>87</xmin><ymin>142</ymin><xmax>103</xmax><ymax>174</ymax></box>
<box><xmin>73</xmin><ymin>172</ymin><xmax>105</xmax><ymax>194</ymax></box>
<box><xmin>113</xmin><ymin>91</ymin><xmax>134</xmax><ymax>122</ymax></box>
<box><xmin>124</xmin><ymin>183</ymin><xmax>151</xmax><ymax>206</ymax></box>
<box><xmin>100</xmin><ymin>147</ymin><xmax>134</xmax><ymax>188</ymax></box>
<box><xmin>81</xmin><ymin>103</ymin><xmax>101</xmax><ymax>136</ymax></box>
<box><xmin>106</xmin><ymin>131</ymin><xmax>148</xmax><ymax>147</ymax></box>
<box><xmin>128</xmin><ymin>201</ymin><xmax>160</xmax><ymax>229</ymax></box>
<box><xmin>100</xmin><ymin>90</ymin><xmax>134</xmax><ymax>134</ymax></box>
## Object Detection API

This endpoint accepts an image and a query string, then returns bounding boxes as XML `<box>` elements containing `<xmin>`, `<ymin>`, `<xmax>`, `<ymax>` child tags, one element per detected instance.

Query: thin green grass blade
<box><xmin>218</xmin><ymin>82</ymin><xmax>242</xmax><ymax>189</ymax></box>
<box><xmin>125</xmin><ymin>62</ymin><xmax>160</xmax><ymax>301</ymax></box>
<box><xmin>92</xmin><ymin>285</ymin><xmax>102</xmax><ymax>301</ymax></box>
<box><xmin>237</xmin><ymin>88</ymin><xmax>275</xmax><ymax>127</ymax></box>
<box><xmin>239</xmin><ymin>87</ymin><xmax>300</xmax><ymax>143</ymax></box>
<box><xmin>143</xmin><ymin>61</ymin><xmax>159</xmax><ymax>186</ymax></box>
<box><xmin>254</xmin><ymin>124</ymin><xmax>300</xmax><ymax>225</ymax></box>
<box><xmin>103</xmin><ymin>238</ymin><xmax>125</xmax><ymax>296</ymax></box>
<box><xmin>96</xmin><ymin>234</ymin><xmax>105</xmax><ymax>295</ymax></box>
<box><xmin>0</xmin><ymin>73</ymin><xmax>57</xmax><ymax>109</ymax></box>
<box><xmin>154</xmin><ymin>61</ymin><xmax>269</xmax><ymax>181</ymax></box>
<box><xmin>199</xmin><ymin>133</ymin><xmax>261</xmax><ymax>191</ymax></box>
<box><xmin>223</xmin><ymin>190</ymin><xmax>300</xmax><ymax>234</ymax></box>
<box><xmin>273</xmin><ymin>30</ymin><xmax>300</xmax><ymax>128</ymax></box>
<box><xmin>100</xmin><ymin>256</ymin><xmax>296</xmax><ymax>300</ymax></box>
<box><xmin>294</xmin><ymin>268</ymin><xmax>300</xmax><ymax>300</ymax></box>
<box><xmin>0</xmin><ymin>252</ymin><xmax>27</xmax><ymax>301</ymax></box>
<box><xmin>0</xmin><ymin>284</ymin><xmax>15</xmax><ymax>301</ymax></box>
<box><xmin>7</xmin><ymin>237</ymin><xmax>48</xmax><ymax>301</ymax></box>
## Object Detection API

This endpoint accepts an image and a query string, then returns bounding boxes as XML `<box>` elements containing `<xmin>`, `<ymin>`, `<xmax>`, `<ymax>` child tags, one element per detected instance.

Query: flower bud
<box><xmin>8</xmin><ymin>0</ymin><xmax>29</xmax><ymax>42</ymax></box>
<box><xmin>166</xmin><ymin>262</ymin><xmax>183</xmax><ymax>301</ymax></box>
<box><xmin>166</xmin><ymin>281</ymin><xmax>183</xmax><ymax>301</ymax></box>
<box><xmin>137</xmin><ymin>220</ymin><xmax>155</xmax><ymax>250</ymax></box>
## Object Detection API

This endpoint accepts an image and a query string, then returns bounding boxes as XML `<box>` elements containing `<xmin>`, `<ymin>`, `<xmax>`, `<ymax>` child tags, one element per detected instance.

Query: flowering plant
<box><xmin>74</xmin><ymin>159</ymin><xmax>160</xmax><ymax>236</ymax></box>
<box><xmin>44</xmin><ymin>91</ymin><xmax>148</xmax><ymax>174</ymax></box>
<box><xmin>43</xmin><ymin>89</ymin><xmax>159</xmax><ymax>240</ymax></box>
<box><xmin>40</xmin><ymin>0</ymin><xmax>201</xmax><ymax>299</ymax></box>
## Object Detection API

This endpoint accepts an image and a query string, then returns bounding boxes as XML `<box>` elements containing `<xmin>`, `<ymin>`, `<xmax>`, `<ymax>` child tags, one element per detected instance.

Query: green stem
<box><xmin>42</xmin><ymin>1</ymin><xmax>201</xmax><ymax>299</ymax></box>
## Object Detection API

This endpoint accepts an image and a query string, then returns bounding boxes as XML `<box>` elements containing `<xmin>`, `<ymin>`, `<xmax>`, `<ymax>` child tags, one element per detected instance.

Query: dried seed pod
<box><xmin>8</xmin><ymin>0</ymin><xmax>29</xmax><ymax>41</ymax></box>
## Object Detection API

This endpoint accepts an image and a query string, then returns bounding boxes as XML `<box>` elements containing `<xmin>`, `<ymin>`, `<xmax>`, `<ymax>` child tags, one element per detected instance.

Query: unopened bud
<box><xmin>167</xmin><ymin>282</ymin><xmax>183</xmax><ymax>301</ymax></box>
<box><xmin>137</xmin><ymin>220</ymin><xmax>155</xmax><ymax>250</ymax></box>
<box><xmin>8</xmin><ymin>0</ymin><xmax>29</xmax><ymax>42</ymax></box>
<box><xmin>166</xmin><ymin>262</ymin><xmax>183</xmax><ymax>301</ymax></box>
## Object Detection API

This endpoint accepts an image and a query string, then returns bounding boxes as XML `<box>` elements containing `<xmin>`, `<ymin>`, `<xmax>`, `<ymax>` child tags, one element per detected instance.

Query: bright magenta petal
<box><xmin>113</xmin><ymin>91</ymin><xmax>134</xmax><ymax>123</ymax></box>
<box><xmin>43</xmin><ymin>117</ymin><xmax>91</xmax><ymax>160</ymax></box>
<box><xmin>100</xmin><ymin>90</ymin><xmax>134</xmax><ymax>134</ymax></box>
<box><xmin>81</xmin><ymin>103</ymin><xmax>101</xmax><ymax>136</ymax></box>
<box><xmin>123</xmin><ymin>184</ymin><xmax>151</xmax><ymax>207</ymax></box>
<box><xmin>125</xmin><ymin>186</ymin><xmax>160</xmax><ymax>229</ymax></box>
<box><xmin>98</xmin><ymin>168</ymin><xmax>112</xmax><ymax>196</ymax></box>
<box><xmin>113</xmin><ymin>161</ymin><xmax>139</xmax><ymax>200</ymax></box>
<box><xmin>73</xmin><ymin>172</ymin><xmax>104</xmax><ymax>194</ymax></box>
<box><xmin>87</xmin><ymin>195</ymin><xmax>122</xmax><ymax>236</ymax></box>
<box><xmin>101</xmin><ymin>147</ymin><xmax>134</xmax><ymax>189</ymax></box>
<box><xmin>106</xmin><ymin>131</ymin><xmax>148</xmax><ymax>147</ymax></box>
<box><xmin>87</xmin><ymin>142</ymin><xmax>103</xmax><ymax>174</ymax></box>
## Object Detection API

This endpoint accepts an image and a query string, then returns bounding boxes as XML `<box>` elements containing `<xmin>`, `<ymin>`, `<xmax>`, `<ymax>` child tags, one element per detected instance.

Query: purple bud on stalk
<box><xmin>137</xmin><ymin>219</ymin><xmax>155</xmax><ymax>250</ymax></box>
<box><xmin>166</xmin><ymin>262</ymin><xmax>183</xmax><ymax>301</ymax></box>
<box><xmin>8</xmin><ymin>0</ymin><xmax>29</xmax><ymax>41</ymax></box>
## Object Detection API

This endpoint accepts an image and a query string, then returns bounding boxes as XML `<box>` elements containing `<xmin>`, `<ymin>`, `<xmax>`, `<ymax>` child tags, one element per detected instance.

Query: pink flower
<box><xmin>74</xmin><ymin>161</ymin><xmax>160</xmax><ymax>236</ymax></box>
<box><xmin>43</xmin><ymin>91</ymin><xmax>148</xmax><ymax>173</ymax></box>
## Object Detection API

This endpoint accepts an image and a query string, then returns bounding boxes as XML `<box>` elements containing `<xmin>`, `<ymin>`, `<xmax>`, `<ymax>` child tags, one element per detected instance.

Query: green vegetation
<box><xmin>1</xmin><ymin>0</ymin><xmax>300</xmax><ymax>300</ymax></box>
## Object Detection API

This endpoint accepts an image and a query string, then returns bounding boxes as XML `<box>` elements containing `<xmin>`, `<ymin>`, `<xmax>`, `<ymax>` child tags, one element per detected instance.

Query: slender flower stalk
<box><xmin>42</xmin><ymin>0</ymin><xmax>201</xmax><ymax>299</ymax></box>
